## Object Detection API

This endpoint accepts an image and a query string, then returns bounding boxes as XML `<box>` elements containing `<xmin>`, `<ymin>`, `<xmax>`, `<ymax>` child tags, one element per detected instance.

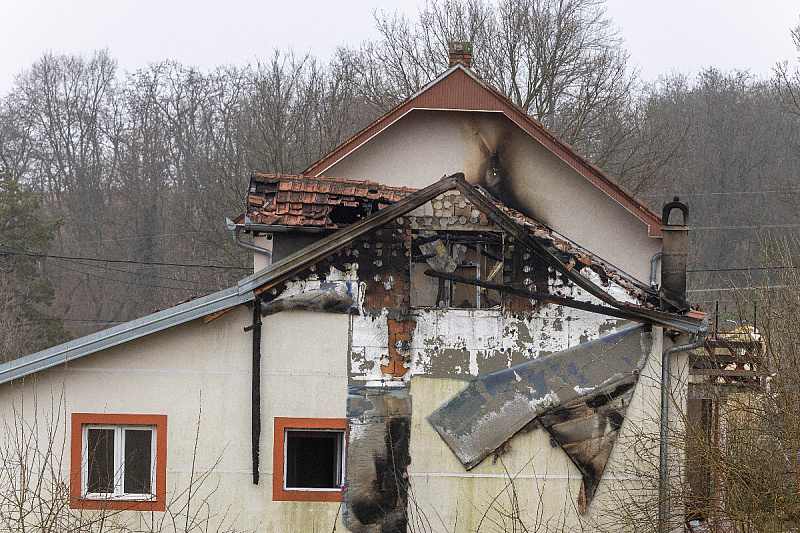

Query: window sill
<box><xmin>71</xmin><ymin>498</ymin><xmax>165</xmax><ymax>512</ymax></box>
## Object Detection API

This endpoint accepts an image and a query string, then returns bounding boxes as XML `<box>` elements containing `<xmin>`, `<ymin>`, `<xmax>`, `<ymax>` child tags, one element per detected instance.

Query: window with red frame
<box><xmin>70</xmin><ymin>413</ymin><xmax>166</xmax><ymax>511</ymax></box>
<box><xmin>273</xmin><ymin>417</ymin><xmax>347</xmax><ymax>502</ymax></box>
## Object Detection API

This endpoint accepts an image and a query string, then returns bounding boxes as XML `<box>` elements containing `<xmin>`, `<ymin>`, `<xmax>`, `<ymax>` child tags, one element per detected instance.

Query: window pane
<box><xmin>124</xmin><ymin>429</ymin><xmax>152</xmax><ymax>494</ymax></box>
<box><xmin>285</xmin><ymin>430</ymin><xmax>342</xmax><ymax>489</ymax></box>
<box><xmin>87</xmin><ymin>429</ymin><xmax>115</xmax><ymax>494</ymax></box>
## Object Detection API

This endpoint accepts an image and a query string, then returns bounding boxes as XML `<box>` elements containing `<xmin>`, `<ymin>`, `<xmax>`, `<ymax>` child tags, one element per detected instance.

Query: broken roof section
<box><xmin>245</xmin><ymin>174</ymin><xmax>416</xmax><ymax>228</ymax></box>
<box><xmin>2</xmin><ymin>174</ymin><xmax>704</xmax><ymax>387</ymax></box>
<box><xmin>240</xmin><ymin>174</ymin><xmax>650</xmax><ymax>307</ymax></box>
<box><xmin>237</xmin><ymin>174</ymin><xmax>704</xmax><ymax>333</ymax></box>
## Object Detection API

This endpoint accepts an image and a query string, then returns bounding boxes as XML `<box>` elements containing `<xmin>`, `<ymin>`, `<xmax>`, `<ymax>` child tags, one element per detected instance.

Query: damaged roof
<box><xmin>1</xmin><ymin>175</ymin><xmax>704</xmax><ymax>387</ymax></box>
<box><xmin>238</xmin><ymin>174</ymin><xmax>704</xmax><ymax>333</ymax></box>
<box><xmin>240</xmin><ymin>174</ymin><xmax>649</xmax><ymax>305</ymax></box>
<box><xmin>245</xmin><ymin>174</ymin><xmax>416</xmax><ymax>228</ymax></box>
<box><xmin>479</xmin><ymin>187</ymin><xmax>652</xmax><ymax>303</ymax></box>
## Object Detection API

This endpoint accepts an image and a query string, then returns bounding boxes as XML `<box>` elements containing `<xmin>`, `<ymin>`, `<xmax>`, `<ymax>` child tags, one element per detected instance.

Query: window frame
<box><xmin>272</xmin><ymin>417</ymin><xmax>347</xmax><ymax>502</ymax></box>
<box><xmin>70</xmin><ymin>413</ymin><xmax>167</xmax><ymax>511</ymax></box>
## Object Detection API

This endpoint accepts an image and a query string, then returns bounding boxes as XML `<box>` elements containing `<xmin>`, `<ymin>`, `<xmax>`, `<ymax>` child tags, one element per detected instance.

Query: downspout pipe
<box><xmin>658</xmin><ymin>196</ymin><xmax>698</xmax><ymax>532</ymax></box>
<box><xmin>650</xmin><ymin>252</ymin><xmax>662</xmax><ymax>288</ymax></box>
<box><xmin>244</xmin><ymin>295</ymin><xmax>263</xmax><ymax>485</ymax></box>
<box><xmin>659</xmin><ymin>318</ymin><xmax>708</xmax><ymax>533</ymax></box>
<box><xmin>226</xmin><ymin>218</ymin><xmax>273</xmax><ymax>265</ymax></box>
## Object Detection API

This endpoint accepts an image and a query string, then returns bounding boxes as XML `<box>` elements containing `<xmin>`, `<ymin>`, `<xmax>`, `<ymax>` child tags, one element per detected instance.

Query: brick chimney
<box><xmin>660</xmin><ymin>197</ymin><xmax>689</xmax><ymax>308</ymax></box>
<box><xmin>448</xmin><ymin>41</ymin><xmax>472</xmax><ymax>68</ymax></box>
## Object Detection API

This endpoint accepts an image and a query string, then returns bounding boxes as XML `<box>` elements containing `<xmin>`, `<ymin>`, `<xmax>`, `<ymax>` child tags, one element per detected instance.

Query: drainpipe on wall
<box><xmin>659</xmin><ymin>324</ymin><xmax>706</xmax><ymax>533</ymax></box>
<box><xmin>226</xmin><ymin>217</ymin><xmax>273</xmax><ymax>265</ymax></box>
<box><xmin>658</xmin><ymin>197</ymin><xmax>702</xmax><ymax>533</ymax></box>
<box><xmin>244</xmin><ymin>294</ymin><xmax>263</xmax><ymax>485</ymax></box>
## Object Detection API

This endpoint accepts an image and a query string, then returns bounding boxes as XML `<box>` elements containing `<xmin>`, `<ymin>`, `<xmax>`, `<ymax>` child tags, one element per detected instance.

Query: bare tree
<box><xmin>774</xmin><ymin>21</ymin><xmax>800</xmax><ymax>118</ymax></box>
<box><xmin>348</xmin><ymin>0</ymin><xmax>636</xmax><ymax>159</ymax></box>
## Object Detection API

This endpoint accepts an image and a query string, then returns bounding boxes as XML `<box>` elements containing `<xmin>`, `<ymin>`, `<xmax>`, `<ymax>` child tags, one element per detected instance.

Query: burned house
<box><xmin>0</xmin><ymin>50</ymin><xmax>705</xmax><ymax>532</ymax></box>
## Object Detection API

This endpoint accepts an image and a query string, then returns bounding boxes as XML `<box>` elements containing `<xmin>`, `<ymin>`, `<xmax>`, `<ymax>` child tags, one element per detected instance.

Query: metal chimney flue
<box><xmin>660</xmin><ymin>197</ymin><xmax>689</xmax><ymax>309</ymax></box>
<box><xmin>448</xmin><ymin>42</ymin><xmax>473</xmax><ymax>68</ymax></box>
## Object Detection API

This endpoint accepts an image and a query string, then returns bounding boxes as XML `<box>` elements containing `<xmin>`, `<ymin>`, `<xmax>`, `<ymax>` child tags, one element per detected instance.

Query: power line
<box><xmin>58</xmin><ymin>230</ymin><xmax>203</xmax><ymax>246</ymax></box>
<box><xmin>639</xmin><ymin>189</ymin><xmax>800</xmax><ymax>198</ymax></box>
<box><xmin>688</xmin><ymin>285</ymin><xmax>793</xmax><ymax>293</ymax></box>
<box><xmin>688</xmin><ymin>265</ymin><xmax>800</xmax><ymax>273</ymax></box>
<box><xmin>42</xmin><ymin>257</ymin><xmax>218</xmax><ymax>292</ymax></box>
<box><xmin>39</xmin><ymin>317</ymin><xmax>127</xmax><ymax>324</ymax></box>
<box><xmin>692</xmin><ymin>223</ymin><xmax>800</xmax><ymax>231</ymax></box>
<box><xmin>56</xmin><ymin>256</ymin><xmax>227</xmax><ymax>289</ymax></box>
<box><xmin>1</xmin><ymin>245</ymin><xmax>249</xmax><ymax>270</ymax></box>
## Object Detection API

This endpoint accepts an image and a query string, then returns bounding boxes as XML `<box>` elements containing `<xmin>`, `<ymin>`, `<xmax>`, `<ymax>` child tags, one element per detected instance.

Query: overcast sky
<box><xmin>2</xmin><ymin>0</ymin><xmax>799</xmax><ymax>94</ymax></box>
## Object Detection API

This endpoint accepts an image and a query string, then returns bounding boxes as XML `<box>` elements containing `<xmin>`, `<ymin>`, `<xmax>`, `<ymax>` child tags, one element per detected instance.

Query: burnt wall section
<box><xmin>427</xmin><ymin>324</ymin><xmax>651</xmax><ymax>477</ymax></box>
<box><xmin>538</xmin><ymin>380</ymin><xmax>637</xmax><ymax>512</ymax></box>
<box><xmin>344</xmin><ymin>387</ymin><xmax>412</xmax><ymax>533</ymax></box>
<box><xmin>350</xmin><ymin>309</ymin><xmax>625</xmax><ymax>384</ymax></box>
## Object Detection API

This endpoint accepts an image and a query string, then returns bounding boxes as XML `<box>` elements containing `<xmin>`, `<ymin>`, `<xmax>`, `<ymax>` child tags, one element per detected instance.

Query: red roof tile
<box><xmin>246</xmin><ymin>174</ymin><xmax>417</xmax><ymax>228</ymax></box>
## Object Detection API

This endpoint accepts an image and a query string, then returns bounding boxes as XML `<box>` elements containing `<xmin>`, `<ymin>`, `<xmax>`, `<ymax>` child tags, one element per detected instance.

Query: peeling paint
<box><xmin>404</xmin><ymin>308</ymin><xmax>625</xmax><ymax>380</ymax></box>
<box><xmin>350</xmin><ymin>312</ymin><xmax>390</xmax><ymax>384</ymax></box>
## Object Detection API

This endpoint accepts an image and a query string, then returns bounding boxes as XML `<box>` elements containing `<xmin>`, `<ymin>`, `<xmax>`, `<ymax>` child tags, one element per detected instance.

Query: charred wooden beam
<box><xmin>452</xmin><ymin>179</ymin><xmax>700</xmax><ymax>327</ymax></box>
<box><xmin>246</xmin><ymin>295</ymin><xmax>263</xmax><ymax>484</ymax></box>
<box><xmin>424</xmin><ymin>268</ymin><xmax>702</xmax><ymax>332</ymax></box>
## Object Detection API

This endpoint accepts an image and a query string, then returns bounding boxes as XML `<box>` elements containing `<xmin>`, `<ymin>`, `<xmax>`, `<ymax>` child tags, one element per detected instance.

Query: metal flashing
<box><xmin>427</xmin><ymin>323</ymin><xmax>650</xmax><ymax>510</ymax></box>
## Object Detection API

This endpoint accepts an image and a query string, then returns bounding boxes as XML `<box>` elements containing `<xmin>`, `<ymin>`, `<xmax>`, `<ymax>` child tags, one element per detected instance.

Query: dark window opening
<box><xmin>87</xmin><ymin>429</ymin><xmax>115</xmax><ymax>494</ymax></box>
<box><xmin>284</xmin><ymin>430</ymin><xmax>344</xmax><ymax>490</ymax></box>
<box><xmin>411</xmin><ymin>231</ymin><xmax>503</xmax><ymax>308</ymax></box>
<box><xmin>84</xmin><ymin>425</ymin><xmax>154</xmax><ymax>497</ymax></box>
<box><xmin>124</xmin><ymin>429</ymin><xmax>153</xmax><ymax>494</ymax></box>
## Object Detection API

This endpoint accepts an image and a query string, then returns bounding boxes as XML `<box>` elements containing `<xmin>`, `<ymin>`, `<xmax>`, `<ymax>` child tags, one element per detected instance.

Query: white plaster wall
<box><xmin>253</xmin><ymin>233</ymin><xmax>274</xmax><ymax>273</ymax></box>
<box><xmin>0</xmin><ymin>307</ymin><xmax>350</xmax><ymax>532</ymax></box>
<box><xmin>321</xmin><ymin>109</ymin><xmax>661</xmax><ymax>282</ymax></box>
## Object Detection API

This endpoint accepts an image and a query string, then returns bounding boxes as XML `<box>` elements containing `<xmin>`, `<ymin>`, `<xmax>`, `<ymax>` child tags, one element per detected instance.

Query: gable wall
<box><xmin>318</xmin><ymin>109</ymin><xmax>660</xmax><ymax>282</ymax></box>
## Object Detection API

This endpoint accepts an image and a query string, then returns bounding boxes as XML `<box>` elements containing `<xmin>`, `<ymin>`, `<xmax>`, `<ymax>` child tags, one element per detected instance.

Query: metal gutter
<box><xmin>227</xmin><ymin>218</ymin><xmax>273</xmax><ymax>262</ymax></box>
<box><xmin>0</xmin><ymin>286</ymin><xmax>254</xmax><ymax>386</ymax></box>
